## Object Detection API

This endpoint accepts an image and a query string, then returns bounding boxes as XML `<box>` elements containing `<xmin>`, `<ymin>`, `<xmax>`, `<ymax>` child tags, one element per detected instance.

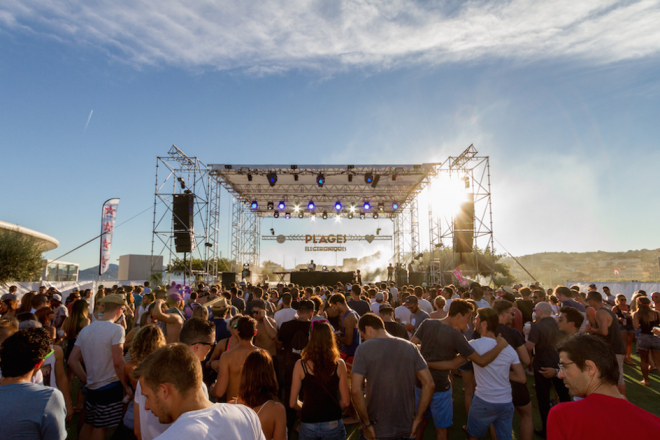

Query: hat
<box><xmin>502</xmin><ymin>292</ymin><xmax>516</xmax><ymax>303</ymax></box>
<box><xmin>1</xmin><ymin>294</ymin><xmax>17</xmax><ymax>301</ymax></box>
<box><xmin>513</xmin><ymin>284</ymin><xmax>521</xmax><ymax>290</ymax></box>
<box><xmin>532</xmin><ymin>301</ymin><xmax>552</xmax><ymax>316</ymax></box>
<box><xmin>51</xmin><ymin>294</ymin><xmax>62</xmax><ymax>302</ymax></box>
<box><xmin>298</xmin><ymin>299</ymin><xmax>315</xmax><ymax>311</ymax></box>
<box><xmin>502</xmin><ymin>286</ymin><xmax>514</xmax><ymax>295</ymax></box>
<box><xmin>210</xmin><ymin>297</ymin><xmax>229</xmax><ymax>310</ymax></box>
<box><xmin>98</xmin><ymin>294</ymin><xmax>127</xmax><ymax>306</ymax></box>
<box><xmin>588</xmin><ymin>283</ymin><xmax>597</xmax><ymax>288</ymax></box>
<box><xmin>379</xmin><ymin>302</ymin><xmax>394</xmax><ymax>312</ymax></box>
<box><xmin>251</xmin><ymin>300</ymin><xmax>266</xmax><ymax>310</ymax></box>
<box><xmin>72</xmin><ymin>287</ymin><xmax>79</xmax><ymax>292</ymax></box>
<box><xmin>375</xmin><ymin>292</ymin><xmax>384</xmax><ymax>303</ymax></box>
<box><xmin>404</xmin><ymin>296</ymin><xmax>418</xmax><ymax>305</ymax></box>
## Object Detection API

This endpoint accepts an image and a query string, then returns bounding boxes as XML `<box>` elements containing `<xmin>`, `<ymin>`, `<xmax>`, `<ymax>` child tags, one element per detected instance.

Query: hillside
<box><xmin>78</xmin><ymin>264</ymin><xmax>119</xmax><ymax>281</ymax></box>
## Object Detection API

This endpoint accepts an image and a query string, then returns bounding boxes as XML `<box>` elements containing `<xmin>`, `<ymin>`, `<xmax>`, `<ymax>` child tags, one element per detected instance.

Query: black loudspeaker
<box><xmin>453</xmin><ymin>230</ymin><xmax>473</xmax><ymax>253</ymax></box>
<box><xmin>453</xmin><ymin>193</ymin><xmax>474</xmax><ymax>253</ymax></box>
<box><xmin>222</xmin><ymin>272</ymin><xmax>237</xmax><ymax>287</ymax></box>
<box><xmin>173</xmin><ymin>194</ymin><xmax>194</xmax><ymax>231</ymax></box>
<box><xmin>397</xmin><ymin>269</ymin><xmax>408</xmax><ymax>287</ymax></box>
<box><xmin>174</xmin><ymin>231</ymin><xmax>194</xmax><ymax>253</ymax></box>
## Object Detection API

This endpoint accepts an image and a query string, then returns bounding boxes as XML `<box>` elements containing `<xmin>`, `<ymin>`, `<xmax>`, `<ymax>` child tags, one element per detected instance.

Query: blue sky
<box><xmin>1</xmin><ymin>0</ymin><xmax>659</xmax><ymax>271</ymax></box>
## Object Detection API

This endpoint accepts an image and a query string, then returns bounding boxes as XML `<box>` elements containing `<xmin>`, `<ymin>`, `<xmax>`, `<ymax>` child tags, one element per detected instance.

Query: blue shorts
<box><xmin>467</xmin><ymin>395</ymin><xmax>514</xmax><ymax>440</ymax></box>
<box><xmin>414</xmin><ymin>387</ymin><xmax>453</xmax><ymax>429</ymax></box>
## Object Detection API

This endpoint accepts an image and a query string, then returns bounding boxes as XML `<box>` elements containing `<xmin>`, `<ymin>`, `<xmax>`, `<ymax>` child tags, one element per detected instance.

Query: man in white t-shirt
<box><xmin>394</xmin><ymin>292</ymin><xmax>412</xmax><ymax>326</ymax></box>
<box><xmin>274</xmin><ymin>293</ymin><xmax>297</xmax><ymax>328</ymax></box>
<box><xmin>466</xmin><ymin>308</ymin><xmax>526</xmax><ymax>440</ymax></box>
<box><xmin>133</xmin><ymin>343</ymin><xmax>265</xmax><ymax>440</ymax></box>
<box><xmin>389</xmin><ymin>283</ymin><xmax>399</xmax><ymax>305</ymax></box>
<box><xmin>414</xmin><ymin>286</ymin><xmax>434</xmax><ymax>315</ymax></box>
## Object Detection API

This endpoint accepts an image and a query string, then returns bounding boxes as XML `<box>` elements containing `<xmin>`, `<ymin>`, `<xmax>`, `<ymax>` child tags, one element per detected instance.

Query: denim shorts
<box><xmin>414</xmin><ymin>387</ymin><xmax>453</xmax><ymax>428</ymax></box>
<box><xmin>299</xmin><ymin>419</ymin><xmax>346</xmax><ymax>440</ymax></box>
<box><xmin>466</xmin><ymin>395</ymin><xmax>514</xmax><ymax>440</ymax></box>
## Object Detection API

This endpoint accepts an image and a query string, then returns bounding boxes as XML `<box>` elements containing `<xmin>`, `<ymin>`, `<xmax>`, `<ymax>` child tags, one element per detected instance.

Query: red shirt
<box><xmin>547</xmin><ymin>393</ymin><xmax>660</xmax><ymax>439</ymax></box>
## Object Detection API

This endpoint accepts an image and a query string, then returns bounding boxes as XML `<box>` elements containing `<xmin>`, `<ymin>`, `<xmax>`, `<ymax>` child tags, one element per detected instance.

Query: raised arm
<box><xmin>151</xmin><ymin>299</ymin><xmax>181</xmax><ymax>324</ymax></box>
<box><xmin>468</xmin><ymin>335</ymin><xmax>508</xmax><ymax>367</ymax></box>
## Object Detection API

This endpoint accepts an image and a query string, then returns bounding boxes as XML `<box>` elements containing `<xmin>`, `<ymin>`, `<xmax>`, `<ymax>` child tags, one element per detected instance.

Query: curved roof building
<box><xmin>0</xmin><ymin>220</ymin><xmax>59</xmax><ymax>251</ymax></box>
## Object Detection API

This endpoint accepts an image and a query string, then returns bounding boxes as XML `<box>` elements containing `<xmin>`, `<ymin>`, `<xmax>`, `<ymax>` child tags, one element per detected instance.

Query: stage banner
<box><xmin>99</xmin><ymin>198</ymin><xmax>120</xmax><ymax>275</ymax></box>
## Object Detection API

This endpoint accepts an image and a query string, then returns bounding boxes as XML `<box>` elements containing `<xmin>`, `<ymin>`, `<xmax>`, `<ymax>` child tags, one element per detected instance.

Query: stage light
<box><xmin>267</xmin><ymin>172</ymin><xmax>277</xmax><ymax>187</ymax></box>
<box><xmin>247</xmin><ymin>174</ymin><xmax>253</xmax><ymax>182</ymax></box>
<box><xmin>359</xmin><ymin>212</ymin><xmax>366</xmax><ymax>220</ymax></box>
<box><xmin>376</xmin><ymin>228</ymin><xmax>381</xmax><ymax>235</ymax></box>
<box><xmin>177</xmin><ymin>177</ymin><xmax>186</xmax><ymax>189</ymax></box>
<box><xmin>378</xmin><ymin>202</ymin><xmax>384</xmax><ymax>212</ymax></box>
<box><xmin>278</xmin><ymin>201</ymin><xmax>286</xmax><ymax>210</ymax></box>
<box><xmin>274</xmin><ymin>211</ymin><xmax>280</xmax><ymax>218</ymax></box>
<box><xmin>347</xmin><ymin>165</ymin><xmax>354</xmax><ymax>170</ymax></box>
<box><xmin>294</xmin><ymin>174</ymin><xmax>299</xmax><ymax>181</ymax></box>
<box><xmin>290</xmin><ymin>165</ymin><xmax>298</xmax><ymax>170</ymax></box>
<box><xmin>371</xmin><ymin>174</ymin><xmax>380</xmax><ymax>188</ymax></box>
<box><xmin>392</xmin><ymin>202</ymin><xmax>399</xmax><ymax>210</ymax></box>
<box><xmin>308</xmin><ymin>201</ymin><xmax>315</xmax><ymax>211</ymax></box>
<box><xmin>294</xmin><ymin>205</ymin><xmax>300</xmax><ymax>212</ymax></box>
<box><xmin>373</xmin><ymin>213</ymin><xmax>379</xmax><ymax>219</ymax></box>
<box><xmin>334</xmin><ymin>201</ymin><xmax>342</xmax><ymax>211</ymax></box>
<box><xmin>347</xmin><ymin>212</ymin><xmax>354</xmax><ymax>219</ymax></box>
<box><xmin>298</xmin><ymin>212</ymin><xmax>304</xmax><ymax>219</ymax></box>
<box><xmin>348</xmin><ymin>174</ymin><xmax>353</xmax><ymax>182</ymax></box>
<box><xmin>462</xmin><ymin>175</ymin><xmax>470</xmax><ymax>189</ymax></box>
<box><xmin>316</xmin><ymin>173</ymin><xmax>325</xmax><ymax>187</ymax></box>
<box><xmin>365</xmin><ymin>173</ymin><xmax>373</xmax><ymax>184</ymax></box>
<box><xmin>363</xmin><ymin>202</ymin><xmax>371</xmax><ymax>211</ymax></box>
<box><xmin>250</xmin><ymin>201</ymin><xmax>258</xmax><ymax>210</ymax></box>
<box><xmin>311</xmin><ymin>215</ymin><xmax>316</xmax><ymax>221</ymax></box>
<box><xmin>392</xmin><ymin>174</ymin><xmax>397</xmax><ymax>181</ymax></box>
<box><xmin>285</xmin><ymin>212</ymin><xmax>291</xmax><ymax>219</ymax></box>
<box><xmin>350</xmin><ymin>205</ymin><xmax>356</xmax><ymax>212</ymax></box>
<box><xmin>270</xmin><ymin>228</ymin><xmax>275</xmax><ymax>236</ymax></box>
<box><xmin>322</xmin><ymin>266</ymin><xmax>328</xmax><ymax>271</ymax></box>
<box><xmin>267</xmin><ymin>202</ymin><xmax>274</xmax><ymax>210</ymax></box>
<box><xmin>322</xmin><ymin>211</ymin><xmax>328</xmax><ymax>219</ymax></box>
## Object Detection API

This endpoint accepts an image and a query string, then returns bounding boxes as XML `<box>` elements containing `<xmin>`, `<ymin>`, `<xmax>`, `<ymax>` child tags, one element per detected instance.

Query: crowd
<box><xmin>2</xmin><ymin>279</ymin><xmax>660</xmax><ymax>440</ymax></box>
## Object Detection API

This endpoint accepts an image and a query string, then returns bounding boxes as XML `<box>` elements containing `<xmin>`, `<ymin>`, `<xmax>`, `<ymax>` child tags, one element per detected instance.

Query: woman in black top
<box><xmin>612</xmin><ymin>294</ymin><xmax>635</xmax><ymax>365</ymax></box>
<box><xmin>289</xmin><ymin>319</ymin><xmax>350</xmax><ymax>440</ymax></box>
<box><xmin>633</xmin><ymin>297</ymin><xmax>660</xmax><ymax>386</ymax></box>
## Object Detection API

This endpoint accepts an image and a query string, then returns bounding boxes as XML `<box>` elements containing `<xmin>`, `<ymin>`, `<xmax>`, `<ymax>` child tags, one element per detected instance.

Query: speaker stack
<box><xmin>173</xmin><ymin>194</ymin><xmax>195</xmax><ymax>253</ymax></box>
<box><xmin>453</xmin><ymin>193</ymin><xmax>474</xmax><ymax>253</ymax></box>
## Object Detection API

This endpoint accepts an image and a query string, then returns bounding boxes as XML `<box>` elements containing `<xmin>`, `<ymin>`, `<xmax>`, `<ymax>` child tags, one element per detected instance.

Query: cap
<box><xmin>532</xmin><ymin>301</ymin><xmax>553</xmax><ymax>316</ymax></box>
<box><xmin>513</xmin><ymin>284</ymin><xmax>521</xmax><ymax>289</ymax></box>
<box><xmin>72</xmin><ymin>287</ymin><xmax>79</xmax><ymax>292</ymax></box>
<box><xmin>502</xmin><ymin>292</ymin><xmax>516</xmax><ymax>303</ymax></box>
<box><xmin>502</xmin><ymin>286</ymin><xmax>514</xmax><ymax>295</ymax></box>
<box><xmin>375</xmin><ymin>292</ymin><xmax>384</xmax><ymax>303</ymax></box>
<box><xmin>251</xmin><ymin>299</ymin><xmax>266</xmax><ymax>310</ymax></box>
<box><xmin>404</xmin><ymin>296</ymin><xmax>418</xmax><ymax>305</ymax></box>
<box><xmin>588</xmin><ymin>283</ymin><xmax>597</xmax><ymax>288</ymax></box>
<box><xmin>298</xmin><ymin>299</ymin><xmax>315</xmax><ymax>311</ymax></box>
<box><xmin>51</xmin><ymin>294</ymin><xmax>62</xmax><ymax>302</ymax></box>
<box><xmin>98</xmin><ymin>294</ymin><xmax>127</xmax><ymax>306</ymax></box>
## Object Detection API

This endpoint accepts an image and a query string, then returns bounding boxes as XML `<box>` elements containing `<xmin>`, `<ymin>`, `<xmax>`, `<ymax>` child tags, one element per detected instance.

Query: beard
<box><xmin>152</xmin><ymin>396</ymin><xmax>174</xmax><ymax>424</ymax></box>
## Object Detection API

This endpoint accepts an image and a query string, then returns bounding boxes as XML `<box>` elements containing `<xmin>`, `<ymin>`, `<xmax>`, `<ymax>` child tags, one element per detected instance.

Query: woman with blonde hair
<box><xmin>289</xmin><ymin>319</ymin><xmax>350</xmax><ymax>440</ymax></box>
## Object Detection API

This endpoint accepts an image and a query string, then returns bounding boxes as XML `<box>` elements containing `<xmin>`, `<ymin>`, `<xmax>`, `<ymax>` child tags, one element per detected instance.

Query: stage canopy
<box><xmin>208</xmin><ymin>164</ymin><xmax>434</xmax><ymax>217</ymax></box>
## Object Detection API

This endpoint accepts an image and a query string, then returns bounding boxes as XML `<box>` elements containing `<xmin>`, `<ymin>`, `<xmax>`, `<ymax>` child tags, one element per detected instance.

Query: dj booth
<box><xmin>290</xmin><ymin>271</ymin><xmax>354</xmax><ymax>287</ymax></box>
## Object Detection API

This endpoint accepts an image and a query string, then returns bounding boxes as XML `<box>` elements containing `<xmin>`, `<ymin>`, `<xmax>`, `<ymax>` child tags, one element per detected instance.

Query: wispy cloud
<box><xmin>2</xmin><ymin>0</ymin><xmax>659</xmax><ymax>73</ymax></box>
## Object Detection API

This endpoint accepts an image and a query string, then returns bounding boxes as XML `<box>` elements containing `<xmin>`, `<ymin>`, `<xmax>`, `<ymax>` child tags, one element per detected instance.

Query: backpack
<box><xmin>283</xmin><ymin>327</ymin><xmax>309</xmax><ymax>387</ymax></box>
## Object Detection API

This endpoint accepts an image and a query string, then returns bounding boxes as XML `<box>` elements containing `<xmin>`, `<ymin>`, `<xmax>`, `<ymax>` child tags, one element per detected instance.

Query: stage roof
<box><xmin>208</xmin><ymin>164</ymin><xmax>437</xmax><ymax>217</ymax></box>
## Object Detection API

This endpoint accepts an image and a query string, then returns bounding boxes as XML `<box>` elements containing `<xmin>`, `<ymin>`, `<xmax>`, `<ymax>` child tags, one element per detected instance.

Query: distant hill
<box><xmin>78</xmin><ymin>264</ymin><xmax>119</xmax><ymax>281</ymax></box>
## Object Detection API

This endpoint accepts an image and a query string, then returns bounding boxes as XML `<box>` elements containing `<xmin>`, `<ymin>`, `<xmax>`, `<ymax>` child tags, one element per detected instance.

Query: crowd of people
<box><xmin>2</xmin><ymin>279</ymin><xmax>660</xmax><ymax>440</ymax></box>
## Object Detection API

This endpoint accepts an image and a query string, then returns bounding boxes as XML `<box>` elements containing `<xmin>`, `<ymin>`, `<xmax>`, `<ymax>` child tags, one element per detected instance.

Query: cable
<box><xmin>493</xmin><ymin>237</ymin><xmax>538</xmax><ymax>282</ymax></box>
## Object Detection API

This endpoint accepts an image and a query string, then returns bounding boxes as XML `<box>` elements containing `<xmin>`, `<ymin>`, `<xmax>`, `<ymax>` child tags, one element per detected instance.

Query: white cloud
<box><xmin>2</xmin><ymin>0</ymin><xmax>659</xmax><ymax>72</ymax></box>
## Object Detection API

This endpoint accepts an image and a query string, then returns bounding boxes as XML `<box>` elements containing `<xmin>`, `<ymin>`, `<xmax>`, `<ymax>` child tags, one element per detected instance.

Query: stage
<box><xmin>290</xmin><ymin>271</ymin><xmax>354</xmax><ymax>287</ymax></box>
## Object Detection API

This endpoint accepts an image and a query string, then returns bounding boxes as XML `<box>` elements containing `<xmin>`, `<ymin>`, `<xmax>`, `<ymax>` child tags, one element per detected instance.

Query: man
<box><xmin>307</xmin><ymin>259</ymin><xmax>316</xmax><ymax>271</ymax></box>
<box><xmin>211</xmin><ymin>316</ymin><xmax>260</xmax><ymax>401</ymax></box>
<box><xmin>395</xmin><ymin>291</ymin><xmax>413</xmax><ymax>326</ymax></box>
<box><xmin>152</xmin><ymin>293</ymin><xmax>185</xmax><ymax>344</ymax></box>
<box><xmin>246</xmin><ymin>287</ymin><xmax>274</xmax><ymax>316</ymax></box>
<box><xmin>548</xmin><ymin>334</ymin><xmax>660</xmax><ymax>438</ymax></box>
<box><xmin>404</xmin><ymin>295</ymin><xmax>430</xmax><ymax>333</ymax></box>
<box><xmin>68</xmin><ymin>294</ymin><xmax>132</xmax><ymax>440</ymax></box>
<box><xmin>410</xmin><ymin>299</ymin><xmax>509</xmax><ymax>440</ymax></box>
<box><xmin>414</xmin><ymin>286</ymin><xmax>434</xmax><ymax>314</ymax></box>
<box><xmin>50</xmin><ymin>294</ymin><xmax>68</xmax><ymax>329</ymax></box>
<box><xmin>352</xmin><ymin>313</ymin><xmax>435</xmax><ymax>440</ymax></box>
<box><xmin>379</xmin><ymin>303</ymin><xmax>408</xmax><ymax>339</ymax></box>
<box><xmin>389</xmin><ymin>282</ymin><xmax>399</xmax><ymax>306</ymax></box>
<box><xmin>557</xmin><ymin>306</ymin><xmax>584</xmax><ymax>337</ymax></box>
<box><xmin>274</xmin><ymin>293</ymin><xmax>297</xmax><ymax>328</ymax></box>
<box><xmin>525</xmin><ymin>302</ymin><xmax>570</xmax><ymax>438</ymax></box>
<box><xmin>470</xmin><ymin>283</ymin><xmax>491</xmax><ymax>309</ymax></box>
<box><xmin>387</xmin><ymin>263</ymin><xmax>394</xmax><ymax>282</ymax></box>
<box><xmin>230</xmin><ymin>286</ymin><xmax>245</xmax><ymax>314</ymax></box>
<box><xmin>493</xmin><ymin>300</ymin><xmax>533</xmax><ymax>440</ymax></box>
<box><xmin>209</xmin><ymin>297</ymin><xmax>232</xmax><ymax>343</ymax></box>
<box><xmin>371</xmin><ymin>291</ymin><xmax>385</xmax><ymax>315</ymax></box>
<box><xmin>30</xmin><ymin>293</ymin><xmax>48</xmax><ymax>314</ymax></box>
<box><xmin>0</xmin><ymin>328</ymin><xmax>67</xmax><ymax>440</ymax></box>
<box><xmin>585</xmin><ymin>291</ymin><xmax>627</xmax><ymax>395</ymax></box>
<box><xmin>516</xmin><ymin>288</ymin><xmax>534</xmax><ymax>324</ymax></box>
<box><xmin>251</xmin><ymin>299</ymin><xmax>278</xmax><ymax>359</ymax></box>
<box><xmin>347</xmin><ymin>284</ymin><xmax>371</xmax><ymax>317</ymax></box>
<box><xmin>135</xmin><ymin>293</ymin><xmax>154</xmax><ymax>327</ymax></box>
<box><xmin>555</xmin><ymin>286</ymin><xmax>587</xmax><ymax>332</ymax></box>
<box><xmin>466</xmin><ymin>308</ymin><xmax>526</xmax><ymax>440</ymax></box>
<box><xmin>142</xmin><ymin>281</ymin><xmax>151</xmax><ymax>295</ymax></box>
<box><xmin>602</xmin><ymin>286</ymin><xmax>615</xmax><ymax>309</ymax></box>
<box><xmin>133</xmin><ymin>343</ymin><xmax>265</xmax><ymax>439</ymax></box>
<box><xmin>328</xmin><ymin>294</ymin><xmax>360</xmax><ymax>375</ymax></box>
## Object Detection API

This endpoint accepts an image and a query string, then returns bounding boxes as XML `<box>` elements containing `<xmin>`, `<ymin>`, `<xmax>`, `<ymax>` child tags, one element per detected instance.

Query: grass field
<box><xmin>66</xmin><ymin>344</ymin><xmax>660</xmax><ymax>440</ymax></box>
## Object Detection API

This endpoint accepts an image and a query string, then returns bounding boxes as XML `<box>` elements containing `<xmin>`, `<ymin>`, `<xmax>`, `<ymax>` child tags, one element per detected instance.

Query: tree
<box><xmin>0</xmin><ymin>228</ymin><xmax>46</xmax><ymax>284</ymax></box>
<box><xmin>421</xmin><ymin>246</ymin><xmax>515</xmax><ymax>287</ymax></box>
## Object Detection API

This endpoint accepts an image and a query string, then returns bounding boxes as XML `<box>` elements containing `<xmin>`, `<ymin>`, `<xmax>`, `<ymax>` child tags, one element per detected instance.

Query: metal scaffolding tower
<box><xmin>230</xmin><ymin>196</ymin><xmax>261</xmax><ymax>273</ymax></box>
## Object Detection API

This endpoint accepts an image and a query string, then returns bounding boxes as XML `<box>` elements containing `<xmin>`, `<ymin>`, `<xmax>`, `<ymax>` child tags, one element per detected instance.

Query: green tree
<box><xmin>0</xmin><ymin>228</ymin><xmax>46</xmax><ymax>284</ymax></box>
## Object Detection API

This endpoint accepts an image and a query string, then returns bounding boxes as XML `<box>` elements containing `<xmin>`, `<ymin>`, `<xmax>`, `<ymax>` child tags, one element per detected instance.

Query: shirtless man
<box><xmin>152</xmin><ymin>293</ymin><xmax>185</xmax><ymax>344</ymax></box>
<box><xmin>211</xmin><ymin>316</ymin><xmax>260</xmax><ymax>402</ymax></box>
<box><xmin>250</xmin><ymin>299</ymin><xmax>278</xmax><ymax>358</ymax></box>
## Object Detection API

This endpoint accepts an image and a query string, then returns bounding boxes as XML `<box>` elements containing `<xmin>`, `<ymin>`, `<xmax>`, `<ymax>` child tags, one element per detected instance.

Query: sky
<box><xmin>1</xmin><ymin>0</ymin><xmax>659</xmax><ymax>271</ymax></box>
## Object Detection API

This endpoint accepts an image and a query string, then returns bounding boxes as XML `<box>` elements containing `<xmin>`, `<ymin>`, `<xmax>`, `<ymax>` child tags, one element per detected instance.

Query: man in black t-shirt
<box><xmin>379</xmin><ymin>303</ymin><xmax>408</xmax><ymax>339</ymax></box>
<box><xmin>516</xmin><ymin>287</ymin><xmax>534</xmax><ymax>324</ymax></box>
<box><xmin>230</xmin><ymin>287</ymin><xmax>245</xmax><ymax>314</ymax></box>
<box><xmin>347</xmin><ymin>284</ymin><xmax>370</xmax><ymax>317</ymax></box>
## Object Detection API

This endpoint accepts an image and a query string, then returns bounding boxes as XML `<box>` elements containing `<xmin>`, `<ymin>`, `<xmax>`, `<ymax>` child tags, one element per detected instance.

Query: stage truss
<box><xmin>151</xmin><ymin>144</ymin><xmax>494</xmax><ymax>284</ymax></box>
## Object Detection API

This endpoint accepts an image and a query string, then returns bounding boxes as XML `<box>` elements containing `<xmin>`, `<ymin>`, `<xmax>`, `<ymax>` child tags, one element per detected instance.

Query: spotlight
<box><xmin>270</xmin><ymin>228</ymin><xmax>275</xmax><ymax>236</ymax></box>
<box><xmin>177</xmin><ymin>177</ymin><xmax>186</xmax><ymax>189</ymax></box>
<box><xmin>250</xmin><ymin>201</ymin><xmax>258</xmax><ymax>210</ymax></box>
<box><xmin>378</xmin><ymin>202</ymin><xmax>384</xmax><ymax>212</ymax></box>
<box><xmin>322</xmin><ymin>211</ymin><xmax>328</xmax><ymax>219</ymax></box>
<box><xmin>267</xmin><ymin>172</ymin><xmax>277</xmax><ymax>187</ymax></box>
<box><xmin>278</xmin><ymin>201</ymin><xmax>286</xmax><ymax>210</ymax></box>
<box><xmin>392</xmin><ymin>202</ymin><xmax>399</xmax><ymax>210</ymax></box>
<box><xmin>307</xmin><ymin>201</ymin><xmax>315</xmax><ymax>211</ymax></box>
<box><xmin>285</xmin><ymin>212</ymin><xmax>291</xmax><ymax>219</ymax></box>
<box><xmin>373</xmin><ymin>213</ymin><xmax>379</xmax><ymax>219</ymax></box>
<box><xmin>224</xmin><ymin>165</ymin><xmax>232</xmax><ymax>169</ymax></box>
<box><xmin>462</xmin><ymin>175</ymin><xmax>470</xmax><ymax>189</ymax></box>
<box><xmin>322</xmin><ymin>266</ymin><xmax>328</xmax><ymax>271</ymax></box>
<box><xmin>347</xmin><ymin>212</ymin><xmax>354</xmax><ymax>219</ymax></box>
<box><xmin>363</xmin><ymin>202</ymin><xmax>371</xmax><ymax>211</ymax></box>
<box><xmin>294</xmin><ymin>205</ymin><xmax>300</xmax><ymax>212</ymax></box>
<box><xmin>247</xmin><ymin>174</ymin><xmax>253</xmax><ymax>182</ymax></box>
<box><xmin>334</xmin><ymin>201</ymin><xmax>342</xmax><ymax>211</ymax></box>
<box><xmin>274</xmin><ymin>211</ymin><xmax>280</xmax><ymax>218</ymax></box>
<box><xmin>267</xmin><ymin>202</ymin><xmax>274</xmax><ymax>210</ymax></box>
<box><xmin>365</xmin><ymin>173</ymin><xmax>373</xmax><ymax>184</ymax></box>
<box><xmin>298</xmin><ymin>212</ymin><xmax>304</xmax><ymax>219</ymax></box>
<box><xmin>294</xmin><ymin>174</ymin><xmax>299</xmax><ymax>181</ymax></box>
<box><xmin>316</xmin><ymin>173</ymin><xmax>325</xmax><ymax>187</ymax></box>
<box><xmin>359</xmin><ymin>212</ymin><xmax>366</xmax><ymax>220</ymax></box>
<box><xmin>371</xmin><ymin>174</ymin><xmax>380</xmax><ymax>188</ymax></box>
<box><xmin>348</xmin><ymin>174</ymin><xmax>353</xmax><ymax>182</ymax></box>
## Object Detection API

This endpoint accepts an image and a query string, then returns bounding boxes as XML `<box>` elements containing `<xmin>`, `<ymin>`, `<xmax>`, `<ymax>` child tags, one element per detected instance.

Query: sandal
<box><xmin>624</xmin><ymin>358</ymin><xmax>635</xmax><ymax>366</ymax></box>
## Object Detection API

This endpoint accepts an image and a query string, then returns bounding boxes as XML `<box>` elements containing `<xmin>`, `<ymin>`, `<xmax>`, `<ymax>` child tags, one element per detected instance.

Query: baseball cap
<box><xmin>1</xmin><ymin>294</ymin><xmax>17</xmax><ymax>301</ymax></box>
<box><xmin>52</xmin><ymin>294</ymin><xmax>62</xmax><ymax>302</ymax></box>
<box><xmin>404</xmin><ymin>296</ymin><xmax>418</xmax><ymax>305</ymax></box>
<box><xmin>298</xmin><ymin>299</ymin><xmax>315</xmax><ymax>311</ymax></box>
<box><xmin>588</xmin><ymin>283</ymin><xmax>597</xmax><ymax>289</ymax></box>
<box><xmin>72</xmin><ymin>287</ymin><xmax>79</xmax><ymax>292</ymax></box>
<box><xmin>98</xmin><ymin>294</ymin><xmax>127</xmax><ymax>306</ymax></box>
<box><xmin>375</xmin><ymin>292</ymin><xmax>384</xmax><ymax>303</ymax></box>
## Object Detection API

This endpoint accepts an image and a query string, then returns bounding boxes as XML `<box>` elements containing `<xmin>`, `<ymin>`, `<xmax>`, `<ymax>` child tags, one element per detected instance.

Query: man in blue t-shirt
<box><xmin>555</xmin><ymin>286</ymin><xmax>587</xmax><ymax>332</ymax></box>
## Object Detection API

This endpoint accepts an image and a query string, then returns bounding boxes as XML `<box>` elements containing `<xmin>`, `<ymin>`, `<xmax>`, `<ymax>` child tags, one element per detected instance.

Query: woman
<box><xmin>125</xmin><ymin>306</ymin><xmax>156</xmax><ymax>353</ymax></box>
<box><xmin>35</xmin><ymin>307</ymin><xmax>56</xmax><ymax>340</ymax></box>
<box><xmin>1</xmin><ymin>298</ymin><xmax>19</xmax><ymax>318</ymax></box>
<box><xmin>61</xmin><ymin>299</ymin><xmax>90</xmax><ymax>411</ymax></box>
<box><xmin>612</xmin><ymin>294</ymin><xmax>635</xmax><ymax>365</ymax></box>
<box><xmin>207</xmin><ymin>315</ymin><xmax>242</xmax><ymax>372</ymax></box>
<box><xmin>290</xmin><ymin>319</ymin><xmax>350</xmax><ymax>440</ymax></box>
<box><xmin>430</xmin><ymin>296</ymin><xmax>447</xmax><ymax>319</ymax></box>
<box><xmin>17</xmin><ymin>291</ymin><xmax>36</xmax><ymax>314</ymax></box>
<box><xmin>236</xmin><ymin>349</ymin><xmax>286</xmax><ymax>440</ymax></box>
<box><xmin>632</xmin><ymin>297</ymin><xmax>660</xmax><ymax>386</ymax></box>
